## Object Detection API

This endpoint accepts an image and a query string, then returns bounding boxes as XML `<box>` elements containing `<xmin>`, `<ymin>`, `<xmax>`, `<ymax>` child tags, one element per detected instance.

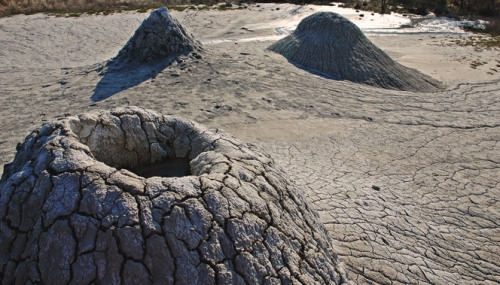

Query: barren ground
<box><xmin>0</xmin><ymin>4</ymin><xmax>499</xmax><ymax>284</ymax></box>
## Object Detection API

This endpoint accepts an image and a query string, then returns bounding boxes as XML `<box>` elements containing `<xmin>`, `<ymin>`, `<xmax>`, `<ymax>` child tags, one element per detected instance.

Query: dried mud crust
<box><xmin>263</xmin><ymin>121</ymin><xmax>500</xmax><ymax>284</ymax></box>
<box><xmin>0</xmin><ymin>107</ymin><xmax>349</xmax><ymax>284</ymax></box>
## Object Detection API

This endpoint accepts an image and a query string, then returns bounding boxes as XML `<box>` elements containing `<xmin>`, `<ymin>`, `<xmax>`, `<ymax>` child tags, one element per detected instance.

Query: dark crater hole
<box><xmin>126</xmin><ymin>157</ymin><xmax>191</xmax><ymax>178</ymax></box>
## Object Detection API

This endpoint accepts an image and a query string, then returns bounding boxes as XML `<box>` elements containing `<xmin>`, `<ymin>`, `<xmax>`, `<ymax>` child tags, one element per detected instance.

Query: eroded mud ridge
<box><xmin>269</xmin><ymin>12</ymin><xmax>442</xmax><ymax>92</ymax></box>
<box><xmin>0</xmin><ymin>107</ymin><xmax>349</xmax><ymax>284</ymax></box>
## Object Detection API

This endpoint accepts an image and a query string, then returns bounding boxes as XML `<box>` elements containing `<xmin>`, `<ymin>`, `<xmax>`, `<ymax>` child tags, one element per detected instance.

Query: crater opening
<box><xmin>126</xmin><ymin>157</ymin><xmax>191</xmax><ymax>178</ymax></box>
<box><xmin>71</xmin><ymin>109</ymin><xmax>213</xmax><ymax>180</ymax></box>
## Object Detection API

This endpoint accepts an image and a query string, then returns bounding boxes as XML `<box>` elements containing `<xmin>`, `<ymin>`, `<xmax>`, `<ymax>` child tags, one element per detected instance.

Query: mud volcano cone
<box><xmin>92</xmin><ymin>8</ymin><xmax>202</xmax><ymax>101</ymax></box>
<box><xmin>112</xmin><ymin>7</ymin><xmax>202</xmax><ymax>67</ymax></box>
<box><xmin>269</xmin><ymin>12</ymin><xmax>442</xmax><ymax>91</ymax></box>
<box><xmin>0</xmin><ymin>107</ymin><xmax>350</xmax><ymax>284</ymax></box>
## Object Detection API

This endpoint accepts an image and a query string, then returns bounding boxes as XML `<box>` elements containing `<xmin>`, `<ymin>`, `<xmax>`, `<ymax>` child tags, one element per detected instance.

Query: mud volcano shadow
<box><xmin>92</xmin><ymin>7</ymin><xmax>202</xmax><ymax>102</ymax></box>
<box><xmin>0</xmin><ymin>107</ymin><xmax>350</xmax><ymax>284</ymax></box>
<box><xmin>92</xmin><ymin>60</ymin><xmax>173</xmax><ymax>101</ymax></box>
<box><xmin>269</xmin><ymin>12</ymin><xmax>443</xmax><ymax>92</ymax></box>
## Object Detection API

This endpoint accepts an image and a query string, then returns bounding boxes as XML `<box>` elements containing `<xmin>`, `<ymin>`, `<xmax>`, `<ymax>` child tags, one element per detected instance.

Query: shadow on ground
<box><xmin>288</xmin><ymin>60</ymin><xmax>341</xmax><ymax>81</ymax></box>
<box><xmin>91</xmin><ymin>59</ymin><xmax>175</xmax><ymax>102</ymax></box>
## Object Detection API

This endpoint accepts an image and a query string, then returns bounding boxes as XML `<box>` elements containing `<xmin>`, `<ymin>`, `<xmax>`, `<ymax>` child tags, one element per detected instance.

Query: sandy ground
<box><xmin>0</xmin><ymin>3</ymin><xmax>499</xmax><ymax>284</ymax></box>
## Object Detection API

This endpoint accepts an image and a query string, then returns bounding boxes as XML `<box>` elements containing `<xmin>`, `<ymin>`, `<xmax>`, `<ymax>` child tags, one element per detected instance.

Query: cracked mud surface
<box><xmin>236</xmin><ymin>119</ymin><xmax>499</xmax><ymax>284</ymax></box>
<box><xmin>0</xmin><ymin>7</ymin><xmax>499</xmax><ymax>284</ymax></box>
<box><xmin>0</xmin><ymin>107</ymin><xmax>347</xmax><ymax>284</ymax></box>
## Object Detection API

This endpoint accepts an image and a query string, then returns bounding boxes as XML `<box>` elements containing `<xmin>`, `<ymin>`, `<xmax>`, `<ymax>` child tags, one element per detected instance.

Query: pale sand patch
<box><xmin>0</xmin><ymin>5</ymin><xmax>499</xmax><ymax>284</ymax></box>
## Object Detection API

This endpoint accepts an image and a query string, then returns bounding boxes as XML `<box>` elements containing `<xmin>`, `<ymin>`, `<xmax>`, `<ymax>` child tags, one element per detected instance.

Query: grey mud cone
<box><xmin>92</xmin><ymin>8</ymin><xmax>202</xmax><ymax>101</ymax></box>
<box><xmin>0</xmin><ymin>107</ymin><xmax>350</xmax><ymax>284</ymax></box>
<box><xmin>269</xmin><ymin>12</ymin><xmax>443</xmax><ymax>92</ymax></box>
<box><xmin>111</xmin><ymin>7</ymin><xmax>202</xmax><ymax>68</ymax></box>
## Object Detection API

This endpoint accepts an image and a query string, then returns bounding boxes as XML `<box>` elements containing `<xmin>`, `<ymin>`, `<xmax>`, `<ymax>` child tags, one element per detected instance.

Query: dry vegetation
<box><xmin>460</xmin><ymin>18</ymin><xmax>500</xmax><ymax>47</ymax></box>
<box><xmin>0</xmin><ymin>0</ymin><xmax>150</xmax><ymax>16</ymax></box>
<box><xmin>0</xmin><ymin>0</ymin><xmax>221</xmax><ymax>17</ymax></box>
<box><xmin>459</xmin><ymin>35</ymin><xmax>500</xmax><ymax>49</ymax></box>
<box><xmin>342</xmin><ymin>0</ymin><xmax>500</xmax><ymax>46</ymax></box>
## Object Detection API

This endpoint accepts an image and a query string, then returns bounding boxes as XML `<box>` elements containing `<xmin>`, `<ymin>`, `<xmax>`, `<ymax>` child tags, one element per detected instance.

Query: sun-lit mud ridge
<box><xmin>0</xmin><ymin>107</ymin><xmax>350</xmax><ymax>284</ymax></box>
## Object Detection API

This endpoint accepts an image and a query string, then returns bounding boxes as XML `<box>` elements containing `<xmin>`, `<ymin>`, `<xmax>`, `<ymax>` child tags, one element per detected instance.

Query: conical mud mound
<box><xmin>112</xmin><ymin>7</ymin><xmax>202</xmax><ymax>68</ymax></box>
<box><xmin>269</xmin><ymin>12</ymin><xmax>443</xmax><ymax>92</ymax></box>
<box><xmin>93</xmin><ymin>8</ymin><xmax>202</xmax><ymax>101</ymax></box>
<box><xmin>0</xmin><ymin>107</ymin><xmax>350</xmax><ymax>284</ymax></box>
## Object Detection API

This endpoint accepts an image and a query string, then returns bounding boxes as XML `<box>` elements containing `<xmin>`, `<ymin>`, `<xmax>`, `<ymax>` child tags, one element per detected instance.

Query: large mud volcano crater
<box><xmin>70</xmin><ymin>107</ymin><xmax>202</xmax><ymax>179</ymax></box>
<box><xmin>0</xmin><ymin>107</ymin><xmax>350</xmax><ymax>284</ymax></box>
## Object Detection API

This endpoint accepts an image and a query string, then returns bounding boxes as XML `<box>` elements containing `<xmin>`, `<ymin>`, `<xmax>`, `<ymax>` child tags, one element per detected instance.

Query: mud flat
<box><xmin>0</xmin><ymin>4</ymin><xmax>499</xmax><ymax>284</ymax></box>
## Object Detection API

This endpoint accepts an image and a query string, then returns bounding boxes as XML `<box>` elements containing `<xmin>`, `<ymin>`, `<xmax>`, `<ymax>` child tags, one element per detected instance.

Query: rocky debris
<box><xmin>0</xmin><ymin>107</ymin><xmax>349</xmax><ymax>284</ymax></box>
<box><xmin>268</xmin><ymin>12</ymin><xmax>443</xmax><ymax>92</ymax></box>
<box><xmin>110</xmin><ymin>7</ymin><xmax>202</xmax><ymax>69</ymax></box>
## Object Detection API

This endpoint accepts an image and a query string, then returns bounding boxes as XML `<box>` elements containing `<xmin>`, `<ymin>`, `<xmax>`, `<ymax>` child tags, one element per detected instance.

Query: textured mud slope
<box><xmin>0</xmin><ymin>107</ymin><xmax>349</xmax><ymax>284</ymax></box>
<box><xmin>112</xmin><ymin>7</ymin><xmax>202</xmax><ymax>68</ymax></box>
<box><xmin>93</xmin><ymin>7</ymin><xmax>203</xmax><ymax>101</ymax></box>
<box><xmin>269</xmin><ymin>12</ymin><xmax>443</xmax><ymax>92</ymax></box>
